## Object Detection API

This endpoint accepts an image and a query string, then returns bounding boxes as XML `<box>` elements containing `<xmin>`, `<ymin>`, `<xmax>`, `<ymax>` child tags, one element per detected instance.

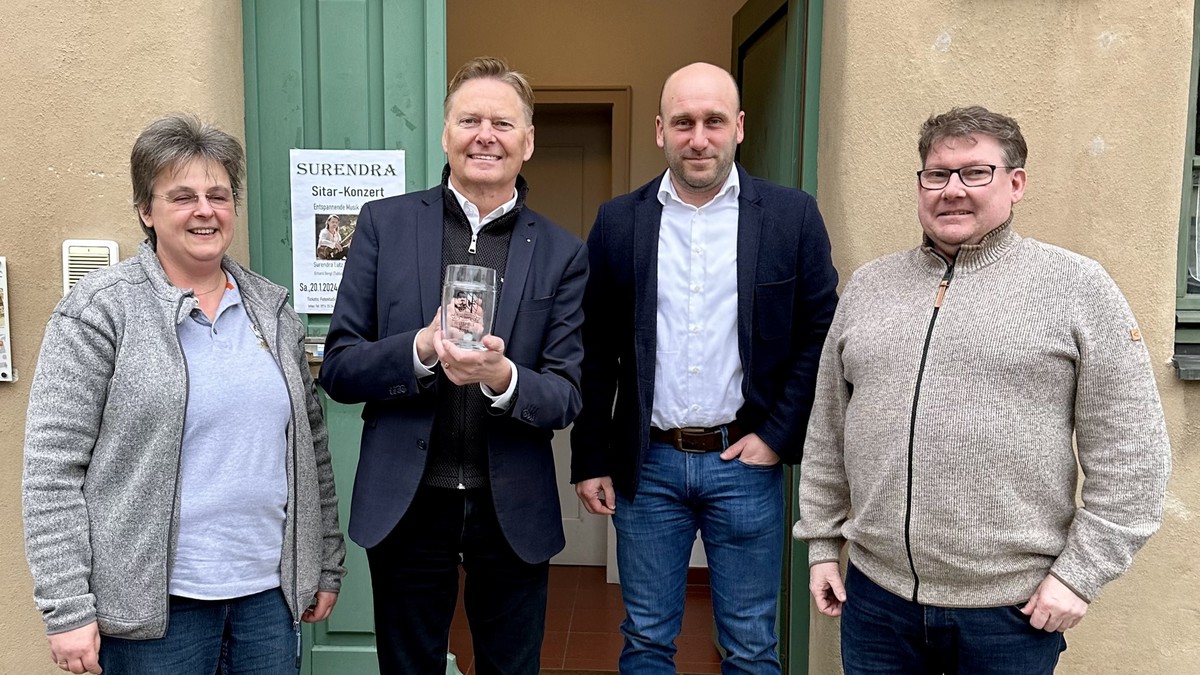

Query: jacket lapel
<box><xmin>633</xmin><ymin>187</ymin><xmax>663</xmax><ymax>385</ymax></box>
<box><xmin>735</xmin><ymin>165</ymin><xmax>761</xmax><ymax>374</ymax></box>
<box><xmin>417</xmin><ymin>188</ymin><xmax>444</xmax><ymax>323</ymax></box>
<box><xmin>494</xmin><ymin>216</ymin><xmax>536</xmax><ymax>342</ymax></box>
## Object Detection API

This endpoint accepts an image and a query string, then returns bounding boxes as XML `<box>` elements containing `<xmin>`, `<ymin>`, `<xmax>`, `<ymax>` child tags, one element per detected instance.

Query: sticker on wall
<box><xmin>289</xmin><ymin>149</ymin><xmax>406</xmax><ymax>314</ymax></box>
<box><xmin>0</xmin><ymin>256</ymin><xmax>14</xmax><ymax>382</ymax></box>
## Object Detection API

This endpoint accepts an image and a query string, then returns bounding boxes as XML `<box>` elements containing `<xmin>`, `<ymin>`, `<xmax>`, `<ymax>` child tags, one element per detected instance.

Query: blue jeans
<box><xmin>99</xmin><ymin>587</ymin><xmax>297</xmax><ymax>674</ymax></box>
<box><xmin>841</xmin><ymin>564</ymin><xmax>1067</xmax><ymax>674</ymax></box>
<box><xmin>613</xmin><ymin>441</ymin><xmax>784</xmax><ymax>674</ymax></box>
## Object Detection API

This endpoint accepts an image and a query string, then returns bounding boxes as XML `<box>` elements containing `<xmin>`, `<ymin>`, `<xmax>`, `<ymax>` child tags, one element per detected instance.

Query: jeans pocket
<box><xmin>733</xmin><ymin>457</ymin><xmax>780</xmax><ymax>470</ymax></box>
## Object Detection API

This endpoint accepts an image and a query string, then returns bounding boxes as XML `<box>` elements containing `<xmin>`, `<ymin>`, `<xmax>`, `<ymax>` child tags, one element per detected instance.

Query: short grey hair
<box><xmin>130</xmin><ymin>114</ymin><xmax>245</xmax><ymax>247</ymax></box>
<box><xmin>918</xmin><ymin>106</ymin><xmax>1028</xmax><ymax>169</ymax></box>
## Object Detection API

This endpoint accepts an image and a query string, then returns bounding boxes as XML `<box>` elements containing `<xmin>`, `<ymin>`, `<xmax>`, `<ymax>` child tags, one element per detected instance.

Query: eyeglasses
<box><xmin>152</xmin><ymin>189</ymin><xmax>237</xmax><ymax>210</ymax></box>
<box><xmin>916</xmin><ymin>164</ymin><xmax>1016</xmax><ymax>190</ymax></box>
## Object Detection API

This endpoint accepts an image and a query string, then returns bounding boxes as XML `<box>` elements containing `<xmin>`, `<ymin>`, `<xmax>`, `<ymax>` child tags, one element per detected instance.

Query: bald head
<box><xmin>658</xmin><ymin>62</ymin><xmax>741</xmax><ymax>117</ymax></box>
<box><xmin>655</xmin><ymin>62</ymin><xmax>745</xmax><ymax>206</ymax></box>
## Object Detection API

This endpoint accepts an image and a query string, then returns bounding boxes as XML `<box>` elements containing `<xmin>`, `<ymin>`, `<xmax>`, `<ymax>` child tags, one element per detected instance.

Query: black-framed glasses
<box><xmin>916</xmin><ymin>164</ymin><xmax>1016</xmax><ymax>190</ymax></box>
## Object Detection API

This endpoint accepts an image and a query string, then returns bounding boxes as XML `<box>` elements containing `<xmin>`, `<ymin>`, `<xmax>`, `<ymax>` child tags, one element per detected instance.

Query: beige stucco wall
<box><xmin>0</xmin><ymin>1</ymin><xmax>245</xmax><ymax>671</ymax></box>
<box><xmin>2</xmin><ymin>1</ymin><xmax>1196</xmax><ymax>673</ymax></box>
<box><xmin>448</xmin><ymin>0</ymin><xmax>748</xmax><ymax>190</ymax></box>
<box><xmin>815</xmin><ymin>1</ymin><xmax>1199</xmax><ymax>673</ymax></box>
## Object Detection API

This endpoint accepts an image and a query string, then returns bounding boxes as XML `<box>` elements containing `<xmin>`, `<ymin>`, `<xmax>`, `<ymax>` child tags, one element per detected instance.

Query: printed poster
<box><xmin>0</xmin><ymin>257</ymin><xmax>13</xmax><ymax>381</ymax></box>
<box><xmin>290</xmin><ymin>149</ymin><xmax>405</xmax><ymax>313</ymax></box>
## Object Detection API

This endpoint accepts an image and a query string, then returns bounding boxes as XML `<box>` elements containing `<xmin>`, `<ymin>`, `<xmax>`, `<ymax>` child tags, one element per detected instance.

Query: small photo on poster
<box><xmin>315</xmin><ymin>213</ymin><xmax>357</xmax><ymax>261</ymax></box>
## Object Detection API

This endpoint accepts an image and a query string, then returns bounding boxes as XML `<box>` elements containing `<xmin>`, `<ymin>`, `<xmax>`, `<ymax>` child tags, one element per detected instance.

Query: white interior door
<box><xmin>550</xmin><ymin>425</ymin><xmax>608</xmax><ymax>564</ymax></box>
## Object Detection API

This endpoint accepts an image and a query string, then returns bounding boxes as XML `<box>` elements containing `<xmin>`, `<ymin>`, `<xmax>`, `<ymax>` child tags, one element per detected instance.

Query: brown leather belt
<box><xmin>650</xmin><ymin>423</ymin><xmax>746</xmax><ymax>453</ymax></box>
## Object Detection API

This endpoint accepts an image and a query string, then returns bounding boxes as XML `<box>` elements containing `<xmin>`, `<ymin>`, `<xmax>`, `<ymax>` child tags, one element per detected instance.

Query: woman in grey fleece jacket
<box><xmin>22</xmin><ymin>115</ymin><xmax>345</xmax><ymax>674</ymax></box>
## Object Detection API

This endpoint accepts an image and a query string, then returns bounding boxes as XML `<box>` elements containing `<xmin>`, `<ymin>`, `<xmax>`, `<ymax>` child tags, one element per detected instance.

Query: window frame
<box><xmin>1174</xmin><ymin>4</ymin><xmax>1200</xmax><ymax>378</ymax></box>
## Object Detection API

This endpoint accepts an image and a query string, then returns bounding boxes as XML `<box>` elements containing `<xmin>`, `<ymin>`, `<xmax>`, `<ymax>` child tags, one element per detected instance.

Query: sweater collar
<box><xmin>439</xmin><ymin>163</ymin><xmax>529</xmax><ymax>228</ymax></box>
<box><xmin>917</xmin><ymin>214</ymin><xmax>1021</xmax><ymax>274</ymax></box>
<box><xmin>136</xmin><ymin>241</ymin><xmax>287</xmax><ymax>325</ymax></box>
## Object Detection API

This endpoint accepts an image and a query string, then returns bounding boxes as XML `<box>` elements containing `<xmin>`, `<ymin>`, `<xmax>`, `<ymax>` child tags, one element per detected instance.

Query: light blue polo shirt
<box><xmin>169</xmin><ymin>274</ymin><xmax>291</xmax><ymax>600</ymax></box>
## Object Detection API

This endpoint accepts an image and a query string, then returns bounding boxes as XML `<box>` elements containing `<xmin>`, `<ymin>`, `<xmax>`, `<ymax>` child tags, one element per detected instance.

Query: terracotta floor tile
<box><xmin>563</xmin><ymin>630</ymin><xmax>624</xmax><ymax>668</ymax></box>
<box><xmin>568</xmin><ymin>605</ymin><xmax>625</xmax><ymax>633</ymax></box>
<box><xmin>548</xmin><ymin>565</ymin><xmax>582</xmax><ymax>589</ymax></box>
<box><xmin>546</xmin><ymin>585</ymin><xmax>577</xmax><ymax>610</ymax></box>
<box><xmin>448</xmin><ymin>628</ymin><xmax>474</xmax><ymax>673</ymax></box>
<box><xmin>685</xmin><ymin>566</ymin><xmax>711</xmax><ymax>586</ymax></box>
<box><xmin>679</xmin><ymin>605</ymin><xmax>715</xmax><ymax>636</ymax></box>
<box><xmin>676</xmin><ymin>660</ymin><xmax>722</xmax><ymax>674</ymax></box>
<box><xmin>577</xmin><ymin>565</ymin><xmax>611</xmax><ymax>584</ymax></box>
<box><xmin>674</xmin><ymin>633</ymin><xmax>722</xmax><ymax>664</ymax></box>
<box><xmin>574</xmin><ymin>582</ymin><xmax>625</xmax><ymax>609</ymax></box>
<box><xmin>544</xmin><ymin>602</ymin><xmax>574</xmax><ymax>632</ymax></box>
<box><xmin>450</xmin><ymin>566</ymin><xmax>719</xmax><ymax>673</ymax></box>
<box><xmin>539</xmin><ymin>630</ymin><xmax>569</xmax><ymax>669</ymax></box>
<box><xmin>451</xmin><ymin>602</ymin><xmax>469</xmax><ymax>629</ymax></box>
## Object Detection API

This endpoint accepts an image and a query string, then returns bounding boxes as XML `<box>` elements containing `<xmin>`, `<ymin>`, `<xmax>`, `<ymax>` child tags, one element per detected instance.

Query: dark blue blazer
<box><xmin>570</xmin><ymin>165</ymin><xmax>838</xmax><ymax>498</ymax></box>
<box><xmin>321</xmin><ymin>183</ymin><xmax>587</xmax><ymax>563</ymax></box>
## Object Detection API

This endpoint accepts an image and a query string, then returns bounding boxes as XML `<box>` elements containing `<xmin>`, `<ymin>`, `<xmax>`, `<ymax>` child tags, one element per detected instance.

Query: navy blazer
<box><xmin>321</xmin><ymin>183</ymin><xmax>587</xmax><ymax>563</ymax></box>
<box><xmin>570</xmin><ymin>165</ymin><xmax>838</xmax><ymax>498</ymax></box>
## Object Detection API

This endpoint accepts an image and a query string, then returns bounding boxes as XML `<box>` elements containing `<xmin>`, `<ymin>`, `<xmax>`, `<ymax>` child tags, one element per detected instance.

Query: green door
<box><xmin>241</xmin><ymin>1</ymin><xmax>446</xmax><ymax>672</ymax></box>
<box><xmin>731</xmin><ymin>1</ymin><xmax>824</xmax><ymax>672</ymax></box>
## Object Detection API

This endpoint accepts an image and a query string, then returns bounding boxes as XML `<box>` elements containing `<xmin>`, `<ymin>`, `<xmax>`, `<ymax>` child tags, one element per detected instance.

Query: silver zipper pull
<box><xmin>468</xmin><ymin>233</ymin><xmax>478</xmax><ymax>255</ymax></box>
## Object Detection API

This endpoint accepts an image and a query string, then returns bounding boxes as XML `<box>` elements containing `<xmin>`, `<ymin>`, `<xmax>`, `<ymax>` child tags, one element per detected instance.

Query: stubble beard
<box><xmin>671</xmin><ymin>153</ymin><xmax>734</xmax><ymax>196</ymax></box>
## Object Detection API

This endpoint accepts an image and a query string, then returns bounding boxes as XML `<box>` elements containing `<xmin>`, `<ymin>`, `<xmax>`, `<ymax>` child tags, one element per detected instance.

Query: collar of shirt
<box><xmin>446</xmin><ymin>182</ymin><xmax>519</xmax><ymax>234</ymax></box>
<box><xmin>189</xmin><ymin>272</ymin><xmax>240</xmax><ymax>328</ymax></box>
<box><xmin>656</xmin><ymin>167</ymin><xmax>740</xmax><ymax>208</ymax></box>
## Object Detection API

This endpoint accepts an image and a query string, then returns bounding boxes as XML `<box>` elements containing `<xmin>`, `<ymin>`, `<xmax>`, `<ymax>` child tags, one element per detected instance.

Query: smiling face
<box><xmin>917</xmin><ymin>133</ymin><xmax>1026</xmax><ymax>259</ymax></box>
<box><xmin>656</xmin><ymin>63</ymin><xmax>744</xmax><ymax>206</ymax></box>
<box><xmin>442</xmin><ymin>77</ymin><xmax>534</xmax><ymax>205</ymax></box>
<box><xmin>139</xmin><ymin>157</ymin><xmax>235</xmax><ymax>282</ymax></box>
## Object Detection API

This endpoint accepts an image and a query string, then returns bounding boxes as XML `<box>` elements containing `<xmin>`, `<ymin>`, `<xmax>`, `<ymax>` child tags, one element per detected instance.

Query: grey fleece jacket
<box><xmin>23</xmin><ymin>242</ymin><xmax>346</xmax><ymax>638</ymax></box>
<box><xmin>794</xmin><ymin>224</ymin><xmax>1171</xmax><ymax>607</ymax></box>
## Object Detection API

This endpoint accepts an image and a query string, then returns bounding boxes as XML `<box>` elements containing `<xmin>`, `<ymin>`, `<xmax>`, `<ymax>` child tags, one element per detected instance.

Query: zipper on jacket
<box><xmin>456</xmin><ymin>411</ymin><xmax>466</xmax><ymax>489</ymax></box>
<box><xmin>163</xmin><ymin>294</ymin><xmax>191</xmax><ymax>636</ymax></box>
<box><xmin>247</xmin><ymin>295</ymin><xmax>304</xmax><ymax>665</ymax></box>
<box><xmin>903</xmin><ymin>261</ymin><xmax>955</xmax><ymax>603</ymax></box>
<box><xmin>270</xmin><ymin>301</ymin><xmax>304</xmax><ymax>668</ymax></box>
<box><xmin>468</xmin><ymin>232</ymin><xmax>478</xmax><ymax>255</ymax></box>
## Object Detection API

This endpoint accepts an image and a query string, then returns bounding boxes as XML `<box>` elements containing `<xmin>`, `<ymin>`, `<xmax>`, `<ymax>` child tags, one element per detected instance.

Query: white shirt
<box><xmin>411</xmin><ymin>182</ymin><xmax>519</xmax><ymax>407</ymax></box>
<box><xmin>447</xmin><ymin>182</ymin><xmax>519</xmax><ymax>234</ymax></box>
<box><xmin>651</xmin><ymin>169</ymin><xmax>744</xmax><ymax>430</ymax></box>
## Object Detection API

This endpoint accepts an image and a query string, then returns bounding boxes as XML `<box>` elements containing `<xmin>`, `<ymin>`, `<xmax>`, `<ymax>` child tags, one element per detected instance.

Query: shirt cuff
<box><xmin>412</xmin><ymin>328</ymin><xmax>438</xmax><ymax>378</ymax></box>
<box><xmin>481</xmin><ymin>359</ymin><xmax>518</xmax><ymax>410</ymax></box>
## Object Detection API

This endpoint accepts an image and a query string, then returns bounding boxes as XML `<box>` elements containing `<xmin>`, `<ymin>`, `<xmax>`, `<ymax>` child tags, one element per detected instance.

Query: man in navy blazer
<box><xmin>571</xmin><ymin>63</ymin><xmax>838</xmax><ymax>673</ymax></box>
<box><xmin>322</xmin><ymin>57</ymin><xmax>586</xmax><ymax>675</ymax></box>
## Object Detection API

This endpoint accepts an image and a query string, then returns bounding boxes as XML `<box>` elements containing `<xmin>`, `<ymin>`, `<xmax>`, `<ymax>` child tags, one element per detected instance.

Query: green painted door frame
<box><xmin>241</xmin><ymin>1</ymin><xmax>447</xmax><ymax>672</ymax></box>
<box><xmin>732</xmin><ymin>1</ymin><xmax>824</xmax><ymax>673</ymax></box>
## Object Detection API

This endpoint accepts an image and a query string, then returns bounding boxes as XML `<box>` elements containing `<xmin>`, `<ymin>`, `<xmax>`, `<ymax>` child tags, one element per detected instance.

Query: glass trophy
<box><xmin>440</xmin><ymin>264</ymin><xmax>498</xmax><ymax>350</ymax></box>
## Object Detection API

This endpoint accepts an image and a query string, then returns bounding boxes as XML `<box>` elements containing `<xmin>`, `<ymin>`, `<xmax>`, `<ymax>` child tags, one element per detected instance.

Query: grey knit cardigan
<box><xmin>794</xmin><ymin>224</ymin><xmax>1171</xmax><ymax>607</ymax></box>
<box><xmin>23</xmin><ymin>243</ymin><xmax>345</xmax><ymax>637</ymax></box>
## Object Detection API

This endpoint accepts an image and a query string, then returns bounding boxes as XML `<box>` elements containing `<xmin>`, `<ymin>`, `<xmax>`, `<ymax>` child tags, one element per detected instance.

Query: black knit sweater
<box><xmin>421</xmin><ymin>170</ymin><xmax>526</xmax><ymax>489</ymax></box>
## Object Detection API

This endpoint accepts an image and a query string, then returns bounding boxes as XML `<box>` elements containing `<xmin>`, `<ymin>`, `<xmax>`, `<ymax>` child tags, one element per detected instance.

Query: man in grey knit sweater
<box><xmin>793</xmin><ymin>106</ymin><xmax>1171</xmax><ymax>674</ymax></box>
